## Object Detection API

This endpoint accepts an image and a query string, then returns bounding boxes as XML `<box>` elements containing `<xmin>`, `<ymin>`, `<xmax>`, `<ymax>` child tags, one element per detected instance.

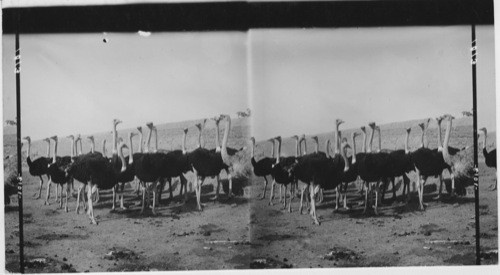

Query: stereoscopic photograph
<box><xmin>2</xmin><ymin>0</ymin><xmax>498</xmax><ymax>273</ymax></box>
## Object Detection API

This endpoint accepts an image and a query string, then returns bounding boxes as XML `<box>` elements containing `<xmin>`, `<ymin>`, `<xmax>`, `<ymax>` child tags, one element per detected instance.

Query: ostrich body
<box><xmin>356</xmin><ymin>122</ymin><xmax>392</xmax><ymax>215</ymax></box>
<box><xmin>442</xmin><ymin>115</ymin><xmax>474</xmax><ymax>196</ymax></box>
<box><xmin>269</xmin><ymin>136</ymin><xmax>296</xmax><ymax>212</ymax></box>
<box><xmin>251</xmin><ymin>137</ymin><xmax>275</xmax><ymax>199</ymax></box>
<box><xmin>23</xmin><ymin>136</ymin><xmax>50</xmax><ymax>199</ymax></box>
<box><xmin>47</xmin><ymin>136</ymin><xmax>72</xmax><ymax>212</ymax></box>
<box><xmin>480</xmin><ymin>127</ymin><xmax>497</xmax><ymax>190</ymax></box>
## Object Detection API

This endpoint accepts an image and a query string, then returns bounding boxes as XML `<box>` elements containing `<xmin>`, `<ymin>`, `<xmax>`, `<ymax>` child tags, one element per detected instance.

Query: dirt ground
<box><xmin>3</xmin><ymin>161</ymin><xmax>498</xmax><ymax>272</ymax></box>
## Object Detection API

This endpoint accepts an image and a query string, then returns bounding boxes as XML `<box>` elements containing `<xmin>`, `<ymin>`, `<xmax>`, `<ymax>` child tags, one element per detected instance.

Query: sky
<box><xmin>2</xmin><ymin>26</ymin><xmax>496</xmax><ymax>141</ymax></box>
<box><xmin>250</xmin><ymin>26</ymin><xmax>496</xmax><ymax>140</ymax></box>
<box><xmin>3</xmin><ymin>32</ymin><xmax>248</xmax><ymax>140</ymax></box>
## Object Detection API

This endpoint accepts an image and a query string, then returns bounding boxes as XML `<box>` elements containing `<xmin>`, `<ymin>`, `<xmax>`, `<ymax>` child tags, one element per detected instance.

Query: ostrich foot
<box><xmin>65</xmin><ymin>207</ymin><xmax>68</xmax><ymax>213</ymax></box>
<box><xmin>259</xmin><ymin>194</ymin><xmax>266</xmax><ymax>200</ymax></box>
<box><xmin>33</xmin><ymin>193</ymin><xmax>41</xmax><ymax>199</ymax></box>
<box><xmin>312</xmin><ymin>218</ymin><xmax>321</xmax><ymax>226</ymax></box>
<box><xmin>210</xmin><ymin>195</ymin><xmax>219</xmax><ymax>201</ymax></box>
<box><xmin>90</xmin><ymin>218</ymin><xmax>98</xmax><ymax>225</ymax></box>
<box><xmin>44</xmin><ymin>200</ymin><xmax>50</xmax><ymax>206</ymax></box>
<box><xmin>120</xmin><ymin>205</ymin><xmax>128</xmax><ymax>210</ymax></box>
<box><xmin>433</xmin><ymin>195</ymin><xmax>441</xmax><ymax>200</ymax></box>
<box><xmin>268</xmin><ymin>201</ymin><xmax>274</xmax><ymax>206</ymax></box>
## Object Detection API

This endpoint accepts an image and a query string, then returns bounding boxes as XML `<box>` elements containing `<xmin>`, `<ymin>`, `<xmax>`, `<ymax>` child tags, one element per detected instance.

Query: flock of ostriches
<box><xmin>22</xmin><ymin>114</ymin><xmax>497</xmax><ymax>225</ymax></box>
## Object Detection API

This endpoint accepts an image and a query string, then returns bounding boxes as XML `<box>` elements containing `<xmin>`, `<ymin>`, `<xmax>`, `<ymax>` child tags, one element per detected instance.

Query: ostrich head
<box><xmin>87</xmin><ymin>135</ymin><xmax>94</xmax><ymax>141</ymax></box>
<box><xmin>274</xmin><ymin>136</ymin><xmax>282</xmax><ymax>142</ymax></box>
<box><xmin>66</xmin><ymin>135</ymin><xmax>74</xmax><ymax>140</ymax></box>
<box><xmin>405</xmin><ymin>127</ymin><xmax>411</xmax><ymax>133</ymax></box>
<box><xmin>436</xmin><ymin>116</ymin><xmax>444</xmax><ymax>125</ymax></box>
<box><xmin>113</xmin><ymin>119</ymin><xmax>122</xmax><ymax>126</ymax></box>
<box><xmin>479</xmin><ymin>127</ymin><xmax>487</xmax><ymax>134</ymax></box>
<box><xmin>22</xmin><ymin>136</ymin><xmax>31</xmax><ymax>143</ymax></box>
<box><xmin>368</xmin><ymin>122</ymin><xmax>376</xmax><ymax>129</ymax></box>
<box><xmin>292</xmin><ymin>135</ymin><xmax>299</xmax><ymax>141</ymax></box>
<box><xmin>336</xmin><ymin>119</ymin><xmax>345</xmax><ymax>126</ymax></box>
<box><xmin>267</xmin><ymin>138</ymin><xmax>274</xmax><ymax>143</ymax></box>
<box><xmin>183</xmin><ymin>128</ymin><xmax>188</xmax><ymax>134</ymax></box>
<box><xmin>146</xmin><ymin>122</ymin><xmax>154</xmax><ymax>129</ymax></box>
<box><xmin>352</xmin><ymin>132</ymin><xmax>360</xmax><ymax>139</ymax></box>
<box><xmin>311</xmin><ymin>136</ymin><xmax>318</xmax><ymax>142</ymax></box>
<box><xmin>195</xmin><ymin>123</ymin><xmax>202</xmax><ymax>131</ymax></box>
<box><xmin>129</xmin><ymin>132</ymin><xmax>137</xmax><ymax>139</ymax></box>
<box><xmin>340</xmin><ymin>138</ymin><xmax>351</xmax><ymax>149</ymax></box>
<box><xmin>300</xmin><ymin>134</ymin><xmax>306</xmax><ymax>141</ymax></box>
<box><xmin>50</xmin><ymin>135</ymin><xmax>58</xmax><ymax>142</ymax></box>
<box><xmin>418</xmin><ymin>122</ymin><xmax>425</xmax><ymax>130</ymax></box>
<box><xmin>43</xmin><ymin>137</ymin><xmax>50</xmax><ymax>143</ymax></box>
<box><xmin>250</xmin><ymin>137</ymin><xmax>256</xmax><ymax>143</ymax></box>
<box><xmin>360</xmin><ymin>126</ymin><xmax>366</xmax><ymax>133</ymax></box>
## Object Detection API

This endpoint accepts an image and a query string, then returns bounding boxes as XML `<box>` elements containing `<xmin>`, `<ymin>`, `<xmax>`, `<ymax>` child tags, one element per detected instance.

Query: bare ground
<box><xmin>3</xmin><ymin>161</ymin><xmax>498</xmax><ymax>272</ymax></box>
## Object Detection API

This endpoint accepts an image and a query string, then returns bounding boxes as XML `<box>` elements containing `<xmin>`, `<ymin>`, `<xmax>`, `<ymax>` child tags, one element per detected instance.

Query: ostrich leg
<box><xmin>260</xmin><ymin>176</ymin><xmax>268</xmax><ymax>200</ymax></box>
<box><xmin>34</xmin><ymin>176</ymin><xmax>44</xmax><ymax>199</ymax></box>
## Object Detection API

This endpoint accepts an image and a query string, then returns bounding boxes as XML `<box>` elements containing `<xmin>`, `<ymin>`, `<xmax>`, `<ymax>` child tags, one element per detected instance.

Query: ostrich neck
<box><xmin>128</xmin><ymin>135</ymin><xmax>134</xmax><ymax>164</ymax></box>
<box><xmin>78</xmin><ymin>140</ymin><xmax>83</xmax><ymax>156</ymax></box>
<box><xmin>404</xmin><ymin>131</ymin><xmax>410</xmax><ymax>154</ymax></box>
<box><xmin>221</xmin><ymin>117</ymin><xmax>231</xmax><ymax>160</ymax></box>
<box><xmin>314</xmin><ymin>139</ymin><xmax>319</xmax><ymax>154</ymax></box>
<box><xmin>112</xmin><ymin>122</ymin><xmax>118</xmax><ymax>154</ymax></box>
<box><xmin>337</xmin><ymin>131</ymin><xmax>342</xmax><ymax>153</ymax></box>
<box><xmin>26</xmin><ymin>140</ymin><xmax>31</xmax><ymax>159</ymax></box>
<box><xmin>361</xmin><ymin>131</ymin><xmax>367</xmax><ymax>153</ymax></box>
<box><xmin>420</xmin><ymin>128</ymin><xmax>425</xmax><ymax>148</ymax></box>
<box><xmin>53</xmin><ymin>139</ymin><xmax>58</xmax><ymax>163</ymax></box>
<box><xmin>118</xmin><ymin>146</ymin><xmax>127</xmax><ymax>172</ymax></box>
<box><xmin>198</xmin><ymin>127</ymin><xmax>203</xmax><ymax>148</ymax></box>
<box><xmin>276</xmin><ymin>139</ymin><xmax>281</xmax><ymax>163</ymax></box>
<box><xmin>482</xmin><ymin>131</ymin><xmax>487</xmax><ymax>150</ymax></box>
<box><xmin>325</xmin><ymin>139</ymin><xmax>330</xmax><ymax>158</ymax></box>
<box><xmin>442</xmin><ymin>119</ymin><xmax>452</xmax><ymax>164</ymax></box>
<box><xmin>251</xmin><ymin>139</ymin><xmax>255</xmax><ymax>159</ymax></box>
<box><xmin>437</xmin><ymin>122</ymin><xmax>443</xmax><ymax>149</ymax></box>
<box><xmin>303</xmin><ymin>139</ymin><xmax>307</xmax><ymax>155</ymax></box>
<box><xmin>368</xmin><ymin>127</ymin><xmax>375</xmax><ymax>153</ymax></box>
<box><xmin>154</xmin><ymin>128</ymin><xmax>158</xmax><ymax>152</ymax></box>
<box><xmin>102</xmin><ymin>140</ymin><xmax>107</xmax><ymax>157</ymax></box>
<box><xmin>90</xmin><ymin>139</ymin><xmax>95</xmax><ymax>153</ymax></box>
<box><xmin>351</xmin><ymin>135</ymin><xmax>357</xmax><ymax>164</ymax></box>
<box><xmin>270</xmin><ymin>140</ymin><xmax>275</xmax><ymax>158</ymax></box>
<box><xmin>45</xmin><ymin>141</ymin><xmax>50</xmax><ymax>158</ymax></box>
<box><xmin>334</xmin><ymin>125</ymin><xmax>339</xmax><ymax>155</ymax></box>
<box><xmin>377</xmin><ymin>129</ymin><xmax>382</xmax><ymax>152</ymax></box>
<box><xmin>138</xmin><ymin>132</ymin><xmax>143</xmax><ymax>153</ymax></box>
<box><xmin>69</xmin><ymin>138</ymin><xmax>74</xmax><ymax>159</ymax></box>
<box><xmin>215</xmin><ymin>123</ymin><xmax>221</xmax><ymax>151</ymax></box>
<box><xmin>145</xmin><ymin>127</ymin><xmax>152</xmax><ymax>153</ymax></box>
<box><xmin>341</xmin><ymin>145</ymin><xmax>349</xmax><ymax>172</ymax></box>
<box><xmin>182</xmin><ymin>131</ymin><xmax>187</xmax><ymax>154</ymax></box>
<box><xmin>295</xmin><ymin>139</ymin><xmax>299</xmax><ymax>157</ymax></box>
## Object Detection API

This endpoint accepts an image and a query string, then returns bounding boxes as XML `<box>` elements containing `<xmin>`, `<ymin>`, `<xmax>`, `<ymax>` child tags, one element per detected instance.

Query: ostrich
<box><xmin>86</xmin><ymin>135</ymin><xmax>103</xmax><ymax>156</ymax></box>
<box><xmin>219</xmin><ymin>114</ymin><xmax>248</xmax><ymax>198</ymax></box>
<box><xmin>269</xmin><ymin>135</ymin><xmax>300</xmax><ymax>207</ymax></box>
<box><xmin>479</xmin><ymin>127</ymin><xmax>496</xmax><ymax>190</ymax></box>
<box><xmin>23</xmin><ymin>136</ymin><xmax>50</xmax><ymax>199</ymax></box>
<box><xmin>357</xmin><ymin>122</ymin><xmax>392</xmax><ymax>215</ymax></box>
<box><xmin>336</xmin><ymin>132</ymin><xmax>362</xmax><ymax>211</ymax></box>
<box><xmin>250</xmin><ymin>137</ymin><xmax>275</xmax><ymax>199</ymax></box>
<box><xmin>65</xmin><ymin>119</ymin><xmax>123</xmax><ymax>224</ymax></box>
<box><xmin>269</xmin><ymin>136</ymin><xmax>297</xmax><ymax>212</ymax></box>
<box><xmin>441</xmin><ymin>114</ymin><xmax>474</xmax><ymax>196</ymax></box>
<box><xmin>376</xmin><ymin>126</ymin><xmax>414</xmax><ymax>203</ymax></box>
<box><xmin>47</xmin><ymin>136</ymin><xmax>72</xmax><ymax>212</ymax></box>
<box><xmin>111</xmin><ymin>132</ymin><xmax>138</xmax><ymax>210</ymax></box>
<box><xmin>195</xmin><ymin>119</ymin><xmax>207</xmax><ymax>148</ymax></box>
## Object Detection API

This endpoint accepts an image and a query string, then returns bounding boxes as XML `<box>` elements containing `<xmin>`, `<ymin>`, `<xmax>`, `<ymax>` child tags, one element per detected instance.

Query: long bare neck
<box><xmin>368</xmin><ymin>127</ymin><xmax>375</xmax><ymax>153</ymax></box>
<box><xmin>334</xmin><ymin>125</ymin><xmax>339</xmax><ymax>155</ymax></box>
<box><xmin>303</xmin><ymin>139</ymin><xmax>307</xmax><ymax>155</ymax></box>
<box><xmin>90</xmin><ymin>139</ymin><xmax>95</xmax><ymax>153</ymax></box>
<box><xmin>138</xmin><ymin>131</ymin><xmax>143</xmax><ymax>153</ymax></box>
<box><xmin>197</xmin><ymin>127</ymin><xmax>203</xmax><ymax>148</ymax></box>
<box><xmin>361</xmin><ymin>131</ymin><xmax>367</xmax><ymax>153</ymax></box>
<box><xmin>270</xmin><ymin>140</ymin><xmax>275</xmax><ymax>158</ymax></box>
<box><xmin>78</xmin><ymin>140</ymin><xmax>83</xmax><ymax>155</ymax></box>
<box><xmin>482</xmin><ymin>131</ymin><xmax>487</xmax><ymax>150</ymax></box>
<box><xmin>314</xmin><ymin>139</ymin><xmax>319</xmax><ymax>153</ymax></box>
<box><xmin>419</xmin><ymin>127</ymin><xmax>425</xmax><ymax>148</ymax></box>
<box><xmin>45</xmin><ymin>141</ymin><xmax>50</xmax><ymax>158</ymax></box>
<box><xmin>325</xmin><ymin>140</ymin><xmax>331</xmax><ymax>158</ymax></box>
<box><xmin>437</xmin><ymin>121</ymin><xmax>443</xmax><ymax>149</ymax></box>
<box><xmin>154</xmin><ymin>128</ymin><xmax>158</xmax><ymax>152</ymax></box>
<box><xmin>251</xmin><ymin>139</ymin><xmax>255</xmax><ymax>158</ymax></box>
<box><xmin>128</xmin><ymin>135</ymin><xmax>134</xmax><ymax>164</ymax></box>
<box><xmin>221</xmin><ymin>117</ymin><xmax>231</xmax><ymax>159</ymax></box>
<box><xmin>442</xmin><ymin>119</ymin><xmax>452</xmax><ymax>163</ymax></box>
<box><xmin>295</xmin><ymin>139</ymin><xmax>299</xmax><ymax>157</ymax></box>
<box><xmin>404</xmin><ymin>131</ymin><xmax>410</xmax><ymax>154</ymax></box>
<box><xmin>377</xmin><ymin>128</ymin><xmax>382</xmax><ymax>152</ymax></box>
<box><xmin>102</xmin><ymin>140</ymin><xmax>107</xmax><ymax>157</ymax></box>
<box><xmin>351</xmin><ymin>135</ymin><xmax>357</xmax><ymax>164</ymax></box>
<box><xmin>118</xmin><ymin>145</ymin><xmax>127</xmax><ymax>171</ymax></box>
<box><xmin>145</xmin><ymin>127</ymin><xmax>152</xmax><ymax>153</ymax></box>
<box><xmin>215</xmin><ymin>123</ymin><xmax>221</xmax><ymax>151</ymax></box>
<box><xmin>340</xmin><ymin>145</ymin><xmax>349</xmax><ymax>172</ymax></box>
<box><xmin>52</xmin><ymin>139</ymin><xmax>58</xmax><ymax>163</ymax></box>
<box><xmin>182</xmin><ymin>131</ymin><xmax>187</xmax><ymax>154</ymax></box>
<box><xmin>69</xmin><ymin>138</ymin><xmax>75</xmax><ymax>159</ymax></box>
<box><xmin>276</xmin><ymin>139</ymin><xmax>281</xmax><ymax>163</ymax></box>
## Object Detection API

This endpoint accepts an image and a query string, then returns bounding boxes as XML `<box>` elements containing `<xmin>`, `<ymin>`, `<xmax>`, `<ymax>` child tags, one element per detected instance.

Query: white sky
<box><xmin>250</xmin><ymin>26</ymin><xmax>496</xmax><ymax>140</ymax></box>
<box><xmin>2</xmin><ymin>26</ymin><xmax>496</xmax><ymax>141</ymax></box>
<box><xmin>3</xmin><ymin>32</ymin><xmax>248</xmax><ymax>140</ymax></box>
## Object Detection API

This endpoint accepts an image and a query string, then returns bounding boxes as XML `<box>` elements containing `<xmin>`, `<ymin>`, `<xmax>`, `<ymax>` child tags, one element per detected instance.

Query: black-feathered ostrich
<box><xmin>269</xmin><ymin>136</ymin><xmax>297</xmax><ymax>212</ymax></box>
<box><xmin>250</xmin><ymin>137</ymin><xmax>275</xmax><ymax>199</ymax></box>
<box><xmin>23</xmin><ymin>136</ymin><xmax>51</xmax><ymax>199</ymax></box>
<box><xmin>47</xmin><ymin>136</ymin><xmax>72</xmax><ymax>212</ymax></box>
<box><xmin>479</xmin><ymin>127</ymin><xmax>497</xmax><ymax>190</ymax></box>
<box><xmin>441</xmin><ymin>114</ymin><xmax>474</xmax><ymax>196</ymax></box>
<box><xmin>357</xmin><ymin>122</ymin><xmax>392</xmax><ymax>215</ymax></box>
<box><xmin>272</xmin><ymin>135</ymin><xmax>300</xmax><ymax>205</ymax></box>
<box><xmin>336</xmin><ymin>132</ymin><xmax>362</xmax><ymax>211</ymax></box>
<box><xmin>65</xmin><ymin>119</ymin><xmax>123</xmax><ymax>224</ymax></box>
